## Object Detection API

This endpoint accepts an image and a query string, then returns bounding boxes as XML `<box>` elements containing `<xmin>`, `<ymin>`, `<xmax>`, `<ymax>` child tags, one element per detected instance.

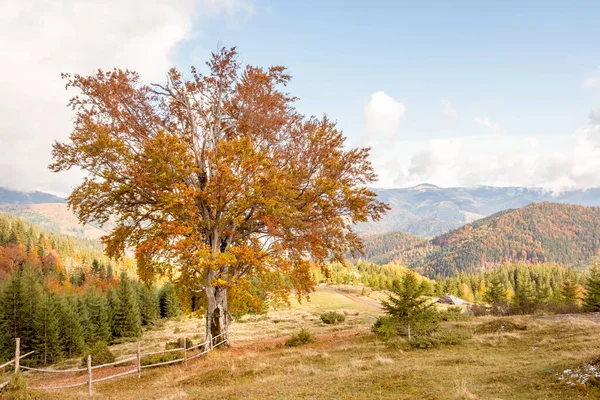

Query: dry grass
<box><xmin>15</xmin><ymin>287</ymin><xmax>600</xmax><ymax>399</ymax></box>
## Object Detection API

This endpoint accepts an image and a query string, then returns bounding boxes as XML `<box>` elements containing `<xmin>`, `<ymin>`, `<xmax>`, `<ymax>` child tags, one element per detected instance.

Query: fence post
<box><xmin>183</xmin><ymin>337</ymin><xmax>187</xmax><ymax>368</ymax></box>
<box><xmin>87</xmin><ymin>355</ymin><xmax>92</xmax><ymax>395</ymax></box>
<box><xmin>137</xmin><ymin>343</ymin><xmax>141</xmax><ymax>379</ymax></box>
<box><xmin>209</xmin><ymin>333</ymin><xmax>213</xmax><ymax>351</ymax></box>
<box><xmin>14</xmin><ymin>338</ymin><xmax>20</xmax><ymax>374</ymax></box>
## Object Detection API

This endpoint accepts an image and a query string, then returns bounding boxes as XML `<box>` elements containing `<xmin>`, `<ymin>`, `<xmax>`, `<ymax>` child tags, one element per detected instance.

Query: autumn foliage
<box><xmin>50</xmin><ymin>47</ymin><xmax>388</xmax><ymax>339</ymax></box>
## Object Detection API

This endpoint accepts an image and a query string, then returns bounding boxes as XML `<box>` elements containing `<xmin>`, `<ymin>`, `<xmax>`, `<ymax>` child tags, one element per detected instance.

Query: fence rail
<box><xmin>0</xmin><ymin>332</ymin><xmax>228</xmax><ymax>394</ymax></box>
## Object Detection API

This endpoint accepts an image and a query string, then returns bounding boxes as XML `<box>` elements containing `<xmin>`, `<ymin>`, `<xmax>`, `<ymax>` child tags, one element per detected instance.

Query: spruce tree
<box><xmin>34</xmin><ymin>291</ymin><xmax>63</xmax><ymax>365</ymax></box>
<box><xmin>381</xmin><ymin>273</ymin><xmax>437</xmax><ymax>341</ymax></box>
<box><xmin>512</xmin><ymin>271</ymin><xmax>535</xmax><ymax>314</ymax></box>
<box><xmin>105</xmin><ymin>286</ymin><xmax>119</xmax><ymax>338</ymax></box>
<box><xmin>58</xmin><ymin>296</ymin><xmax>85</xmax><ymax>358</ymax></box>
<box><xmin>77</xmin><ymin>297</ymin><xmax>93</xmax><ymax>345</ymax></box>
<box><xmin>583</xmin><ymin>266</ymin><xmax>600</xmax><ymax>312</ymax></box>
<box><xmin>137</xmin><ymin>283</ymin><xmax>160</xmax><ymax>326</ymax></box>
<box><xmin>0</xmin><ymin>272</ymin><xmax>25</xmax><ymax>360</ymax></box>
<box><xmin>21</xmin><ymin>265</ymin><xmax>42</xmax><ymax>352</ymax></box>
<box><xmin>484</xmin><ymin>275</ymin><xmax>507</xmax><ymax>315</ymax></box>
<box><xmin>560</xmin><ymin>277</ymin><xmax>580</xmax><ymax>313</ymax></box>
<box><xmin>91</xmin><ymin>259</ymin><xmax>101</xmax><ymax>277</ymax></box>
<box><xmin>159</xmin><ymin>282</ymin><xmax>181</xmax><ymax>319</ymax></box>
<box><xmin>84</xmin><ymin>289</ymin><xmax>111</xmax><ymax>344</ymax></box>
<box><xmin>113</xmin><ymin>272</ymin><xmax>142</xmax><ymax>338</ymax></box>
<box><xmin>534</xmin><ymin>278</ymin><xmax>552</xmax><ymax>308</ymax></box>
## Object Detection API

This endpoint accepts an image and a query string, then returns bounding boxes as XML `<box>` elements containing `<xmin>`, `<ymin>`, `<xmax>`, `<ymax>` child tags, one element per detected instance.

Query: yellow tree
<box><xmin>50</xmin><ymin>47</ymin><xmax>388</xmax><ymax>341</ymax></box>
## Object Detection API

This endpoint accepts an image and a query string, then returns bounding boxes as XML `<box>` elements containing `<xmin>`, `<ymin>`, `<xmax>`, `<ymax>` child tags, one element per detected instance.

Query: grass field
<box><xmin>8</xmin><ymin>285</ymin><xmax>600</xmax><ymax>399</ymax></box>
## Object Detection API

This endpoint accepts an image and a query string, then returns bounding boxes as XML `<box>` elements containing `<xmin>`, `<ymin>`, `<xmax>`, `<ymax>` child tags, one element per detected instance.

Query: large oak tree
<box><xmin>50</xmin><ymin>47</ymin><xmax>388</xmax><ymax>342</ymax></box>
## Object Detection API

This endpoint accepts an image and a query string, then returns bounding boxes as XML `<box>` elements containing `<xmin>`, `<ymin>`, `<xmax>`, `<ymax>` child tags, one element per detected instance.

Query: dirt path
<box><xmin>325</xmin><ymin>286</ymin><xmax>383</xmax><ymax>312</ymax></box>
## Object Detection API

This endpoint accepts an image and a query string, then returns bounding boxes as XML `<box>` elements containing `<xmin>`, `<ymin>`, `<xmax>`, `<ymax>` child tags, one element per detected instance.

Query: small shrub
<box><xmin>439</xmin><ymin>306</ymin><xmax>470</xmax><ymax>321</ymax></box>
<box><xmin>165</xmin><ymin>337</ymin><xmax>194</xmax><ymax>350</ymax></box>
<box><xmin>285</xmin><ymin>328</ymin><xmax>315</xmax><ymax>347</ymax></box>
<box><xmin>467</xmin><ymin>304</ymin><xmax>488</xmax><ymax>317</ymax></box>
<box><xmin>3</xmin><ymin>372</ymin><xmax>47</xmax><ymax>400</ymax></box>
<box><xmin>320</xmin><ymin>311</ymin><xmax>346</xmax><ymax>324</ymax></box>
<box><xmin>475</xmin><ymin>320</ymin><xmax>526</xmax><ymax>334</ymax></box>
<box><xmin>7</xmin><ymin>372</ymin><xmax>27</xmax><ymax>391</ymax></box>
<box><xmin>372</xmin><ymin>316</ymin><xmax>397</xmax><ymax>341</ymax></box>
<box><xmin>434</xmin><ymin>327</ymin><xmax>473</xmax><ymax>345</ymax></box>
<box><xmin>408</xmin><ymin>328</ymin><xmax>472</xmax><ymax>349</ymax></box>
<box><xmin>141</xmin><ymin>351</ymin><xmax>183</xmax><ymax>366</ymax></box>
<box><xmin>409</xmin><ymin>335</ymin><xmax>441</xmax><ymax>349</ymax></box>
<box><xmin>80</xmin><ymin>342</ymin><xmax>115</xmax><ymax>367</ymax></box>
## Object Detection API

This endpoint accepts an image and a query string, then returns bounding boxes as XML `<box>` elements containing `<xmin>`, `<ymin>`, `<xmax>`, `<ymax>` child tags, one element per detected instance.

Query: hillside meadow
<box><xmin>6</xmin><ymin>285</ymin><xmax>600</xmax><ymax>400</ymax></box>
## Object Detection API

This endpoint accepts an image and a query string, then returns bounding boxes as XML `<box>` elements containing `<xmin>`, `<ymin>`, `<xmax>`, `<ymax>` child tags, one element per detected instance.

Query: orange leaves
<box><xmin>51</xmin><ymin>46</ymin><xmax>388</xmax><ymax>310</ymax></box>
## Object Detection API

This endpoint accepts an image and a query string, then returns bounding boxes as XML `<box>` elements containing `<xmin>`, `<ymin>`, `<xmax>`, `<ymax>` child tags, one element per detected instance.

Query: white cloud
<box><xmin>582</xmin><ymin>67</ymin><xmax>600</xmax><ymax>89</ymax></box>
<box><xmin>441</xmin><ymin>99</ymin><xmax>458</xmax><ymax>119</ymax></box>
<box><xmin>0</xmin><ymin>0</ymin><xmax>254</xmax><ymax>195</ymax></box>
<box><xmin>473</xmin><ymin>116</ymin><xmax>502</xmax><ymax>134</ymax></box>
<box><xmin>368</xmin><ymin>112</ymin><xmax>600</xmax><ymax>193</ymax></box>
<box><xmin>364</xmin><ymin>91</ymin><xmax>406</xmax><ymax>141</ymax></box>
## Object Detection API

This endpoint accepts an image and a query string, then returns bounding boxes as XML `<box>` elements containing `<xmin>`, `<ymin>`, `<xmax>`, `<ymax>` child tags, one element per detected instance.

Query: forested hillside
<box><xmin>353</xmin><ymin>231</ymin><xmax>426</xmax><ymax>265</ymax></box>
<box><xmin>364</xmin><ymin>203</ymin><xmax>600</xmax><ymax>277</ymax></box>
<box><xmin>0</xmin><ymin>213</ymin><xmax>185</xmax><ymax>365</ymax></box>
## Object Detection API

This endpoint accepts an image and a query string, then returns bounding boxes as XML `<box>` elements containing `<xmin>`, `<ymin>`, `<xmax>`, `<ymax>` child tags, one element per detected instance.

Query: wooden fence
<box><xmin>0</xmin><ymin>332</ymin><xmax>228</xmax><ymax>395</ymax></box>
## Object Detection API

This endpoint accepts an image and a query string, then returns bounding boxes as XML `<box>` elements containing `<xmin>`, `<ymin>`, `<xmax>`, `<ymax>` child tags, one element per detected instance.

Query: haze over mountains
<box><xmin>3</xmin><ymin>184</ymin><xmax>600</xmax><ymax>245</ymax></box>
<box><xmin>0</xmin><ymin>187</ymin><xmax>110</xmax><ymax>240</ymax></box>
<box><xmin>356</xmin><ymin>184</ymin><xmax>600</xmax><ymax>237</ymax></box>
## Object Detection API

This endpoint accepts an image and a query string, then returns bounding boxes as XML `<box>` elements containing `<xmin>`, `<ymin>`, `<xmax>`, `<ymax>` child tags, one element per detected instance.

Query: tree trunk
<box><xmin>205</xmin><ymin>273</ymin><xmax>231</xmax><ymax>346</ymax></box>
<box><xmin>407</xmin><ymin>321</ymin><xmax>411</xmax><ymax>342</ymax></box>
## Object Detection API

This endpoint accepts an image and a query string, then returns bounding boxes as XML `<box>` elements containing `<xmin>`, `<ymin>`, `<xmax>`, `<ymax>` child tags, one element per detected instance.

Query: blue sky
<box><xmin>2</xmin><ymin>0</ymin><xmax>600</xmax><ymax>193</ymax></box>
<box><xmin>184</xmin><ymin>1</ymin><xmax>600</xmax><ymax>137</ymax></box>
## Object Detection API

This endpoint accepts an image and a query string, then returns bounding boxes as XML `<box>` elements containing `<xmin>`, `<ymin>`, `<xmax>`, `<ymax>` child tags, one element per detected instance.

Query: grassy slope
<box><xmin>16</xmin><ymin>286</ymin><xmax>600</xmax><ymax>400</ymax></box>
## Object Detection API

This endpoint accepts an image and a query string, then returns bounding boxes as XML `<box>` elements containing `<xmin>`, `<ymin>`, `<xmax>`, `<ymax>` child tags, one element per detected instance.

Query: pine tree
<box><xmin>58</xmin><ymin>296</ymin><xmax>85</xmax><ymax>358</ymax></box>
<box><xmin>381</xmin><ymin>273</ymin><xmax>437</xmax><ymax>341</ymax></box>
<box><xmin>21</xmin><ymin>265</ymin><xmax>42</xmax><ymax>352</ymax></box>
<box><xmin>77</xmin><ymin>297</ymin><xmax>93</xmax><ymax>345</ymax></box>
<box><xmin>560</xmin><ymin>277</ymin><xmax>580</xmax><ymax>312</ymax></box>
<box><xmin>583</xmin><ymin>266</ymin><xmax>600</xmax><ymax>312</ymax></box>
<box><xmin>534</xmin><ymin>278</ymin><xmax>552</xmax><ymax>307</ymax></box>
<box><xmin>512</xmin><ymin>271</ymin><xmax>535</xmax><ymax>314</ymax></box>
<box><xmin>34</xmin><ymin>291</ymin><xmax>63</xmax><ymax>365</ymax></box>
<box><xmin>159</xmin><ymin>282</ymin><xmax>181</xmax><ymax>319</ymax></box>
<box><xmin>484</xmin><ymin>275</ymin><xmax>507</xmax><ymax>315</ymax></box>
<box><xmin>91</xmin><ymin>259</ymin><xmax>101</xmax><ymax>277</ymax></box>
<box><xmin>137</xmin><ymin>283</ymin><xmax>160</xmax><ymax>326</ymax></box>
<box><xmin>105</xmin><ymin>286</ymin><xmax>119</xmax><ymax>338</ymax></box>
<box><xmin>0</xmin><ymin>272</ymin><xmax>25</xmax><ymax>360</ymax></box>
<box><xmin>113</xmin><ymin>272</ymin><xmax>141</xmax><ymax>338</ymax></box>
<box><xmin>84</xmin><ymin>289</ymin><xmax>111</xmax><ymax>344</ymax></box>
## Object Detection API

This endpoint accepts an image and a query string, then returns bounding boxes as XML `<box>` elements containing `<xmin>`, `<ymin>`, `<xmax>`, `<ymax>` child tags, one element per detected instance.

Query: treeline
<box><xmin>318</xmin><ymin>260</ymin><xmax>600</xmax><ymax>316</ymax></box>
<box><xmin>0</xmin><ymin>212</ymin><xmax>127</xmax><ymax>281</ymax></box>
<box><xmin>435</xmin><ymin>262</ymin><xmax>599</xmax><ymax>315</ymax></box>
<box><xmin>0</xmin><ymin>264</ymin><xmax>181</xmax><ymax>365</ymax></box>
<box><xmin>313</xmin><ymin>261</ymin><xmax>434</xmax><ymax>293</ymax></box>
<box><xmin>369</xmin><ymin>203</ymin><xmax>600</xmax><ymax>277</ymax></box>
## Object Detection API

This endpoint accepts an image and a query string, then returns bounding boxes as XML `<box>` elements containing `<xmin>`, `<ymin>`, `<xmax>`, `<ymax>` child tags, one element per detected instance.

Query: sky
<box><xmin>1</xmin><ymin>0</ymin><xmax>600</xmax><ymax>195</ymax></box>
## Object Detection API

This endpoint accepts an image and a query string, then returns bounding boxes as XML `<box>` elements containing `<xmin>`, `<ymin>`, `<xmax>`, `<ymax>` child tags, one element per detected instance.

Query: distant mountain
<box><xmin>365</xmin><ymin>203</ymin><xmax>600</xmax><ymax>277</ymax></box>
<box><xmin>356</xmin><ymin>184</ymin><xmax>600</xmax><ymax>237</ymax></box>
<box><xmin>0</xmin><ymin>187</ymin><xmax>110</xmax><ymax>240</ymax></box>
<box><xmin>0</xmin><ymin>187</ymin><xmax>65</xmax><ymax>204</ymax></box>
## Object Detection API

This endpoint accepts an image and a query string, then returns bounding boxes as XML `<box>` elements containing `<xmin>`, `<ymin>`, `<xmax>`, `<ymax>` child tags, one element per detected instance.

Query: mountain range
<box><xmin>359</xmin><ymin>202</ymin><xmax>600</xmax><ymax>277</ymax></box>
<box><xmin>355</xmin><ymin>184</ymin><xmax>600</xmax><ymax>237</ymax></box>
